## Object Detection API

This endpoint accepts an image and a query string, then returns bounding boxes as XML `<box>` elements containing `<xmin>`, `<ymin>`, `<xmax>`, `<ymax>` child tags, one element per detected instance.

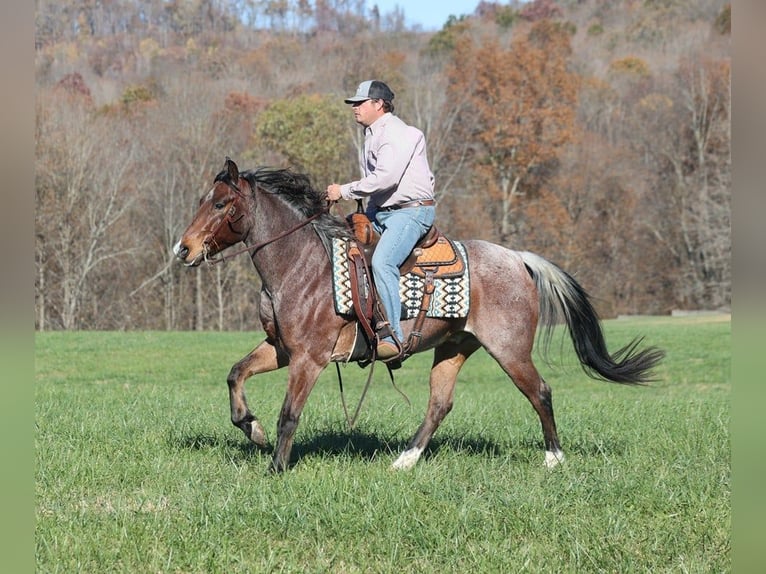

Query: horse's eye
<box><xmin>214</xmin><ymin>202</ymin><xmax>226</xmax><ymax>210</ymax></box>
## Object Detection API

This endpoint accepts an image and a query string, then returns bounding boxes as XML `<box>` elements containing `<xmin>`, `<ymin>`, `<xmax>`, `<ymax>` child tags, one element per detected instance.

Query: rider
<box><xmin>326</xmin><ymin>80</ymin><xmax>436</xmax><ymax>360</ymax></box>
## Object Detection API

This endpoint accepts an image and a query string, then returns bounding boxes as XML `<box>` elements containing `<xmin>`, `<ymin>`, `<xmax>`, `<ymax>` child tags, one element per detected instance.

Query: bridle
<box><xmin>204</xmin><ymin>178</ymin><xmax>332</xmax><ymax>265</ymax></box>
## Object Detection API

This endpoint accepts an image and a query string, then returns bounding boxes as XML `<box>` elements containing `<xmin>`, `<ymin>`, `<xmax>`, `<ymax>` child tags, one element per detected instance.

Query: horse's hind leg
<box><xmin>495</xmin><ymin>356</ymin><xmax>564</xmax><ymax>468</ymax></box>
<box><xmin>393</xmin><ymin>335</ymin><xmax>482</xmax><ymax>470</ymax></box>
<box><xmin>227</xmin><ymin>339</ymin><xmax>288</xmax><ymax>446</ymax></box>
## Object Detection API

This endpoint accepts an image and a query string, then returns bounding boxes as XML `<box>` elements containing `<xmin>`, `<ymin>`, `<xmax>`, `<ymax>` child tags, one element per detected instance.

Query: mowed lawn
<box><xmin>35</xmin><ymin>315</ymin><xmax>730</xmax><ymax>573</ymax></box>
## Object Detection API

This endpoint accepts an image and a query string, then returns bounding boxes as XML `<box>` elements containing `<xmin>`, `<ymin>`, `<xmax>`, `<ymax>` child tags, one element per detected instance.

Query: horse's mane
<box><xmin>216</xmin><ymin>166</ymin><xmax>352</xmax><ymax>240</ymax></box>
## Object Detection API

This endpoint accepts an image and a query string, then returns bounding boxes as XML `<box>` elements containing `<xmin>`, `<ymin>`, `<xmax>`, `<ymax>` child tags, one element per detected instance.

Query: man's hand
<box><xmin>326</xmin><ymin>183</ymin><xmax>342</xmax><ymax>202</ymax></box>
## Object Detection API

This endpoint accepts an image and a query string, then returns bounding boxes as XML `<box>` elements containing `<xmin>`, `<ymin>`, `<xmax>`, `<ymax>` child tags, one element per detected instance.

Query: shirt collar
<box><xmin>365</xmin><ymin>112</ymin><xmax>391</xmax><ymax>135</ymax></box>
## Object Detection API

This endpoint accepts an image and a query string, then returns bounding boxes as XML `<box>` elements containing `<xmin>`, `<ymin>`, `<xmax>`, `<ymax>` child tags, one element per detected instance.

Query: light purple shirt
<box><xmin>339</xmin><ymin>113</ymin><xmax>435</xmax><ymax>210</ymax></box>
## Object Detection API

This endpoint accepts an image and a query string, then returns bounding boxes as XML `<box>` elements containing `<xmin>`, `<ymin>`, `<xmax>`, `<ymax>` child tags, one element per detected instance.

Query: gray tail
<box><xmin>518</xmin><ymin>251</ymin><xmax>664</xmax><ymax>384</ymax></box>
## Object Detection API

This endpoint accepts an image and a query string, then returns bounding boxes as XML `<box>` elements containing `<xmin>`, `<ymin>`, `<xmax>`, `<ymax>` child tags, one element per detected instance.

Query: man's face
<box><xmin>351</xmin><ymin>99</ymin><xmax>384</xmax><ymax>127</ymax></box>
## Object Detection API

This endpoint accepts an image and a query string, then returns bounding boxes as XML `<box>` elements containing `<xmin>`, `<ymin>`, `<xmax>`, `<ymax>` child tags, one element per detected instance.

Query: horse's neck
<box><xmin>246</xmin><ymin>195</ymin><xmax>328</xmax><ymax>291</ymax></box>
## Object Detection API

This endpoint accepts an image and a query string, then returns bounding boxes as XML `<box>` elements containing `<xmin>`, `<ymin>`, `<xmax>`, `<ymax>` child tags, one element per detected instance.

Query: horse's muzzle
<box><xmin>173</xmin><ymin>241</ymin><xmax>203</xmax><ymax>267</ymax></box>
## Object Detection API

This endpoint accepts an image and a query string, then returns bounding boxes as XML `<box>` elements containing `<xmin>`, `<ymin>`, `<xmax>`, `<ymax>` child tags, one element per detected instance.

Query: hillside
<box><xmin>35</xmin><ymin>0</ymin><xmax>731</xmax><ymax>330</ymax></box>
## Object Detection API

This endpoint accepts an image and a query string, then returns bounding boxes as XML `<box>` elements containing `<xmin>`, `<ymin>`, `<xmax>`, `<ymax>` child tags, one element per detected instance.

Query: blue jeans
<box><xmin>371</xmin><ymin>206</ymin><xmax>436</xmax><ymax>342</ymax></box>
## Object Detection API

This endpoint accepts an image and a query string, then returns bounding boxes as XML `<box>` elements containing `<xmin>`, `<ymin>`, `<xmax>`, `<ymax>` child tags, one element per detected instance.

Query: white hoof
<box><xmin>391</xmin><ymin>447</ymin><xmax>423</xmax><ymax>470</ymax></box>
<box><xmin>249</xmin><ymin>420</ymin><xmax>267</xmax><ymax>447</ymax></box>
<box><xmin>544</xmin><ymin>449</ymin><xmax>565</xmax><ymax>469</ymax></box>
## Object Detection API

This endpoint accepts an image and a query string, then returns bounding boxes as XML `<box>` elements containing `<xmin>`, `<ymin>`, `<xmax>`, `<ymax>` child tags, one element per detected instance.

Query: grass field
<box><xmin>35</xmin><ymin>315</ymin><xmax>730</xmax><ymax>573</ymax></box>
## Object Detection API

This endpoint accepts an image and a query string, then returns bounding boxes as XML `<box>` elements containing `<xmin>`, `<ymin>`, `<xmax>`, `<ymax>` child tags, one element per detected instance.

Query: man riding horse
<box><xmin>326</xmin><ymin>80</ymin><xmax>436</xmax><ymax>361</ymax></box>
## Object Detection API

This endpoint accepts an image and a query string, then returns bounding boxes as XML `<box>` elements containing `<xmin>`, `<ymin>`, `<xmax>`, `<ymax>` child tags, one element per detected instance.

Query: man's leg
<box><xmin>372</xmin><ymin>206</ymin><xmax>435</xmax><ymax>355</ymax></box>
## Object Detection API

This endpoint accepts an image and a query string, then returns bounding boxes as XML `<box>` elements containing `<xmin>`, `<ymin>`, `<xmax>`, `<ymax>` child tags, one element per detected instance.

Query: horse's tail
<box><xmin>518</xmin><ymin>251</ymin><xmax>665</xmax><ymax>385</ymax></box>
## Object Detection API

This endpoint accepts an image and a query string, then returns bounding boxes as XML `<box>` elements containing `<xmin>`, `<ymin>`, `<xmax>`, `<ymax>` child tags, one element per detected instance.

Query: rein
<box><xmin>337</xmin><ymin>360</ymin><xmax>411</xmax><ymax>430</ymax></box>
<box><xmin>207</xmin><ymin>209</ymin><xmax>327</xmax><ymax>265</ymax></box>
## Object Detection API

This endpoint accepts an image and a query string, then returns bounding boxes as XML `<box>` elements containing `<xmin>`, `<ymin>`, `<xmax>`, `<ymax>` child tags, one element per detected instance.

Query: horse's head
<box><xmin>174</xmin><ymin>157</ymin><xmax>250</xmax><ymax>266</ymax></box>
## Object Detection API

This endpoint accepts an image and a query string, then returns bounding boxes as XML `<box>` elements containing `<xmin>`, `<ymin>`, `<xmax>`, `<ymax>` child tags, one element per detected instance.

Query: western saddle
<box><xmin>343</xmin><ymin>206</ymin><xmax>465</xmax><ymax>364</ymax></box>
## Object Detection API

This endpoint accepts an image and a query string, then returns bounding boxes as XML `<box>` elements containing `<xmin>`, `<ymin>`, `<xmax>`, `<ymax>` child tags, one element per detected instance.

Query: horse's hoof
<box><xmin>391</xmin><ymin>447</ymin><xmax>423</xmax><ymax>471</ymax></box>
<box><xmin>544</xmin><ymin>449</ymin><xmax>565</xmax><ymax>469</ymax></box>
<box><xmin>247</xmin><ymin>420</ymin><xmax>268</xmax><ymax>447</ymax></box>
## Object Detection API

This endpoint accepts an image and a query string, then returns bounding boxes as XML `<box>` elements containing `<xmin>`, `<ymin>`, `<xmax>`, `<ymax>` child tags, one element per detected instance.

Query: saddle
<box><xmin>343</xmin><ymin>208</ymin><xmax>466</xmax><ymax>362</ymax></box>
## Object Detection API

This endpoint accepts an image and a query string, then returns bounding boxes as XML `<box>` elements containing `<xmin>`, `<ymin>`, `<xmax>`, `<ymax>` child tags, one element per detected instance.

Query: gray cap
<box><xmin>344</xmin><ymin>80</ymin><xmax>395</xmax><ymax>104</ymax></box>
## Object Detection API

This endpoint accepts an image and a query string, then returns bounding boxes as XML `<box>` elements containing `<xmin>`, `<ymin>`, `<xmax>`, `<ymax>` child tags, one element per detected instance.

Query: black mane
<box><xmin>217</xmin><ymin>166</ymin><xmax>352</xmax><ymax>241</ymax></box>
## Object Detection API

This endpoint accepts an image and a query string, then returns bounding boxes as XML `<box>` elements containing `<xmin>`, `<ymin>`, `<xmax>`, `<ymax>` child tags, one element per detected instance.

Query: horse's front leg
<box><xmin>271</xmin><ymin>354</ymin><xmax>325</xmax><ymax>472</ymax></box>
<box><xmin>227</xmin><ymin>339</ymin><xmax>288</xmax><ymax>446</ymax></box>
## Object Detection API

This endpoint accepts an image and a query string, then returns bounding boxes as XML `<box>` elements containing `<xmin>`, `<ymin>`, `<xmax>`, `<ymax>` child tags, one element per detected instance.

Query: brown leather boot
<box><xmin>376</xmin><ymin>340</ymin><xmax>400</xmax><ymax>360</ymax></box>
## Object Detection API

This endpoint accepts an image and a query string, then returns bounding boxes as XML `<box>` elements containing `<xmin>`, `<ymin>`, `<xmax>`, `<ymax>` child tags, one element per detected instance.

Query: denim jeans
<box><xmin>371</xmin><ymin>205</ymin><xmax>436</xmax><ymax>342</ymax></box>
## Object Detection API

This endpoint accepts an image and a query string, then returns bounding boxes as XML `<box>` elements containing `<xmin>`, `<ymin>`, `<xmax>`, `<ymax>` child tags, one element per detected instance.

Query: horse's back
<box><xmin>460</xmin><ymin>239</ymin><xmax>540</xmax><ymax>337</ymax></box>
<box><xmin>461</xmin><ymin>239</ymin><xmax>535</xmax><ymax>290</ymax></box>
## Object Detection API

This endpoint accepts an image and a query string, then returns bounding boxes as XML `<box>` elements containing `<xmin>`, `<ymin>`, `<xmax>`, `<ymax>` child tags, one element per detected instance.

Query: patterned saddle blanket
<box><xmin>330</xmin><ymin>237</ymin><xmax>470</xmax><ymax>319</ymax></box>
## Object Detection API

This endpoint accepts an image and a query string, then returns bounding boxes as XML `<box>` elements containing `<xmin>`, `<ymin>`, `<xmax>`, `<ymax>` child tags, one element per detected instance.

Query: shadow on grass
<box><xmin>173</xmin><ymin>428</ymin><xmax>629</xmax><ymax>468</ymax></box>
<box><xmin>174</xmin><ymin>429</ymin><xmax>409</xmax><ymax>461</ymax></box>
<box><xmin>175</xmin><ymin>428</ymin><xmax>537</xmax><ymax>465</ymax></box>
<box><xmin>291</xmin><ymin>430</ymin><xmax>515</xmax><ymax>462</ymax></box>
<box><xmin>176</xmin><ymin>432</ymin><xmax>259</xmax><ymax>453</ymax></box>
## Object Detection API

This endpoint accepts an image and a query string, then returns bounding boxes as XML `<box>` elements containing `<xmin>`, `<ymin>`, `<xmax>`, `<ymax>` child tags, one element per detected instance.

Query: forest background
<box><xmin>34</xmin><ymin>0</ymin><xmax>731</xmax><ymax>331</ymax></box>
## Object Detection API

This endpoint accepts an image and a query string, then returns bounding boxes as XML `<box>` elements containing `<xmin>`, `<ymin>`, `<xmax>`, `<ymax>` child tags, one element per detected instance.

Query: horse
<box><xmin>173</xmin><ymin>157</ymin><xmax>664</xmax><ymax>473</ymax></box>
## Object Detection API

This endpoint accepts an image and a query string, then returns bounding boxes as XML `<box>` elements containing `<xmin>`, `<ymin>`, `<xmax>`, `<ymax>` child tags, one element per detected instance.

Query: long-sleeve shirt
<box><xmin>339</xmin><ymin>113</ymin><xmax>435</xmax><ymax>211</ymax></box>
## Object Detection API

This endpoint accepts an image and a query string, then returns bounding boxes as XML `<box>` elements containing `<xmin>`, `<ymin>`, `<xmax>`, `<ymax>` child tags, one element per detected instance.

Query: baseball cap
<box><xmin>344</xmin><ymin>80</ymin><xmax>395</xmax><ymax>104</ymax></box>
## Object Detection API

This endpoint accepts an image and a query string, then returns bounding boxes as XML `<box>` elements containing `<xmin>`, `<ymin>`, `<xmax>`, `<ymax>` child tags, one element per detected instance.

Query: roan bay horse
<box><xmin>174</xmin><ymin>158</ymin><xmax>664</xmax><ymax>472</ymax></box>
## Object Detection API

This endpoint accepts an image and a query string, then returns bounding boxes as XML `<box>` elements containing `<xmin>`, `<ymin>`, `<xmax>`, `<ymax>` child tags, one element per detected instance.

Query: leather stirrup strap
<box><xmin>404</xmin><ymin>268</ymin><xmax>436</xmax><ymax>357</ymax></box>
<box><xmin>348</xmin><ymin>245</ymin><xmax>376</xmax><ymax>343</ymax></box>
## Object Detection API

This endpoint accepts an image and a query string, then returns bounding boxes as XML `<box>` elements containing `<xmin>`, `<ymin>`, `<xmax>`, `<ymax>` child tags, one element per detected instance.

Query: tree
<box><xmin>132</xmin><ymin>76</ymin><xmax>262</xmax><ymax>331</ymax></box>
<box><xmin>445</xmin><ymin>20</ymin><xmax>579</xmax><ymax>243</ymax></box>
<box><xmin>629</xmin><ymin>55</ymin><xmax>731</xmax><ymax>309</ymax></box>
<box><xmin>409</xmin><ymin>44</ymin><xmax>473</xmax><ymax>201</ymax></box>
<box><xmin>35</xmin><ymin>88</ymin><xmax>137</xmax><ymax>330</ymax></box>
<box><xmin>255</xmin><ymin>93</ymin><xmax>356</xmax><ymax>186</ymax></box>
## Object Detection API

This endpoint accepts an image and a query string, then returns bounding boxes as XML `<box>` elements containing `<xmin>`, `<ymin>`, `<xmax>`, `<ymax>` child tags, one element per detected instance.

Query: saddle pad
<box><xmin>331</xmin><ymin>238</ymin><xmax>470</xmax><ymax>319</ymax></box>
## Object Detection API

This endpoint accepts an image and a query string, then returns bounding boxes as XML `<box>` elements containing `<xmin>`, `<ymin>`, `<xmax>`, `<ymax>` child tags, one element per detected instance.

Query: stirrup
<box><xmin>374</xmin><ymin>322</ymin><xmax>404</xmax><ymax>363</ymax></box>
<box><xmin>374</xmin><ymin>320</ymin><xmax>394</xmax><ymax>339</ymax></box>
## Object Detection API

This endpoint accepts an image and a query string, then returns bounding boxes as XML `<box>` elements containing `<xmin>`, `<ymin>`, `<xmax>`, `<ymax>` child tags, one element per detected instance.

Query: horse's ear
<box><xmin>225</xmin><ymin>157</ymin><xmax>239</xmax><ymax>182</ymax></box>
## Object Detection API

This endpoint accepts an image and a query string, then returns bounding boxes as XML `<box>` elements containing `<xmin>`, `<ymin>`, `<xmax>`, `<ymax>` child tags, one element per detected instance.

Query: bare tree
<box><xmin>630</xmin><ymin>56</ymin><xmax>731</xmax><ymax>309</ymax></box>
<box><xmin>407</xmin><ymin>49</ymin><xmax>472</xmax><ymax>200</ymax></box>
<box><xmin>131</xmin><ymin>75</ymin><xmax>264</xmax><ymax>331</ymax></box>
<box><xmin>36</xmin><ymin>92</ymin><xmax>137</xmax><ymax>330</ymax></box>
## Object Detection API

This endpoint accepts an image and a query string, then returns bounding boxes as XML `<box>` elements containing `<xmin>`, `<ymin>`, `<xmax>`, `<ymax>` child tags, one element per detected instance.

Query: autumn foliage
<box><xmin>445</xmin><ymin>20</ymin><xmax>579</xmax><ymax>242</ymax></box>
<box><xmin>34</xmin><ymin>0</ymin><xmax>731</xmax><ymax>330</ymax></box>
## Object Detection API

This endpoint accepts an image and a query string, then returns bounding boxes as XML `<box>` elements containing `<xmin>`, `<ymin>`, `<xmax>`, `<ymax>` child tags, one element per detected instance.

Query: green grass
<box><xmin>35</xmin><ymin>316</ymin><xmax>730</xmax><ymax>573</ymax></box>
